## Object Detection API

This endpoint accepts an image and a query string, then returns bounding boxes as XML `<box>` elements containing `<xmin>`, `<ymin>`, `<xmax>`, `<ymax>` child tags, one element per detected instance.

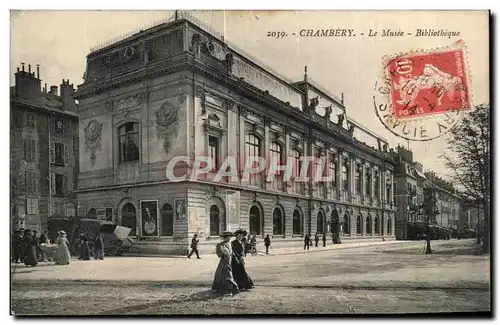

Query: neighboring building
<box><xmin>393</xmin><ymin>146</ymin><xmax>461</xmax><ymax>239</ymax></box>
<box><xmin>10</xmin><ymin>63</ymin><xmax>79</xmax><ymax>233</ymax></box>
<box><xmin>460</xmin><ymin>206</ymin><xmax>485</xmax><ymax>233</ymax></box>
<box><xmin>75</xmin><ymin>12</ymin><xmax>396</xmax><ymax>254</ymax></box>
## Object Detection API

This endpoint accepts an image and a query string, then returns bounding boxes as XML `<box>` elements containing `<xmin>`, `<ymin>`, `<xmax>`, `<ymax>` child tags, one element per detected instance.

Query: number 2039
<box><xmin>267</xmin><ymin>31</ymin><xmax>287</xmax><ymax>38</ymax></box>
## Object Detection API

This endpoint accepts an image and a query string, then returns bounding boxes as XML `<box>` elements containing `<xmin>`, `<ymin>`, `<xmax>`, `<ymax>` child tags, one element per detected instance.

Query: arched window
<box><xmin>161</xmin><ymin>203</ymin><xmax>173</xmax><ymax>236</ymax></box>
<box><xmin>329</xmin><ymin>156</ymin><xmax>337</xmax><ymax>190</ymax></box>
<box><xmin>356</xmin><ymin>215</ymin><xmax>363</xmax><ymax>235</ymax></box>
<box><xmin>249</xmin><ymin>205</ymin><xmax>262</xmax><ymax>235</ymax></box>
<box><xmin>119</xmin><ymin>122</ymin><xmax>140</xmax><ymax>163</ymax></box>
<box><xmin>292</xmin><ymin>209</ymin><xmax>302</xmax><ymax>235</ymax></box>
<box><xmin>245</xmin><ymin>134</ymin><xmax>261</xmax><ymax>186</ymax></box>
<box><xmin>86</xmin><ymin>208</ymin><xmax>97</xmax><ymax>219</ymax></box>
<box><xmin>375</xmin><ymin>216</ymin><xmax>380</xmax><ymax>235</ymax></box>
<box><xmin>270</xmin><ymin>142</ymin><xmax>284</xmax><ymax>191</ymax></box>
<box><xmin>121</xmin><ymin>203</ymin><xmax>137</xmax><ymax>236</ymax></box>
<box><xmin>374</xmin><ymin>170</ymin><xmax>380</xmax><ymax>198</ymax></box>
<box><xmin>317</xmin><ymin>211</ymin><xmax>325</xmax><ymax>234</ymax></box>
<box><xmin>387</xmin><ymin>217</ymin><xmax>392</xmax><ymax>235</ymax></box>
<box><xmin>365</xmin><ymin>168</ymin><xmax>372</xmax><ymax>196</ymax></box>
<box><xmin>343</xmin><ymin>213</ymin><xmax>350</xmax><ymax>235</ymax></box>
<box><xmin>355</xmin><ymin>163</ymin><xmax>362</xmax><ymax>194</ymax></box>
<box><xmin>291</xmin><ymin>148</ymin><xmax>304</xmax><ymax>194</ymax></box>
<box><xmin>366</xmin><ymin>215</ymin><xmax>372</xmax><ymax>235</ymax></box>
<box><xmin>342</xmin><ymin>160</ymin><xmax>349</xmax><ymax>191</ymax></box>
<box><xmin>209</xmin><ymin>205</ymin><xmax>220</xmax><ymax>236</ymax></box>
<box><xmin>272</xmin><ymin>207</ymin><xmax>284</xmax><ymax>235</ymax></box>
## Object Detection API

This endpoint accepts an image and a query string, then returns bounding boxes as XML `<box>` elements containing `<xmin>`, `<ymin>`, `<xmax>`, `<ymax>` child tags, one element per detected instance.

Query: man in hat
<box><xmin>187</xmin><ymin>233</ymin><xmax>201</xmax><ymax>259</ymax></box>
<box><xmin>211</xmin><ymin>231</ymin><xmax>239</xmax><ymax>297</ymax></box>
<box><xmin>264</xmin><ymin>234</ymin><xmax>271</xmax><ymax>254</ymax></box>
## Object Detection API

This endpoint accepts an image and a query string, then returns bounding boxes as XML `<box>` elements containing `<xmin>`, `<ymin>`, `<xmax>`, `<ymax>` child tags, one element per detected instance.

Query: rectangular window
<box><xmin>25</xmin><ymin>113</ymin><xmax>35</xmax><ymax>128</ymax></box>
<box><xmin>24</xmin><ymin>137</ymin><xmax>36</xmax><ymax>162</ymax></box>
<box><xmin>52</xmin><ymin>173</ymin><xmax>65</xmax><ymax>196</ymax></box>
<box><xmin>52</xmin><ymin>142</ymin><xmax>68</xmax><ymax>165</ymax></box>
<box><xmin>55</xmin><ymin>120</ymin><xmax>65</xmax><ymax>135</ymax></box>
<box><xmin>12</xmin><ymin>112</ymin><xmax>23</xmax><ymax>128</ymax></box>
<box><xmin>330</xmin><ymin>157</ymin><xmax>337</xmax><ymax>189</ymax></box>
<box><xmin>208</xmin><ymin>136</ymin><xmax>219</xmax><ymax>171</ymax></box>
<box><xmin>25</xmin><ymin>171</ymin><xmax>37</xmax><ymax>194</ymax></box>
<box><xmin>342</xmin><ymin>160</ymin><xmax>349</xmax><ymax>191</ymax></box>
<box><xmin>106</xmin><ymin>208</ymin><xmax>113</xmax><ymax>221</ymax></box>
<box><xmin>355</xmin><ymin>164</ymin><xmax>362</xmax><ymax>194</ymax></box>
<box><xmin>26</xmin><ymin>197</ymin><xmax>39</xmax><ymax>215</ymax></box>
<box><xmin>119</xmin><ymin>122</ymin><xmax>140</xmax><ymax>163</ymax></box>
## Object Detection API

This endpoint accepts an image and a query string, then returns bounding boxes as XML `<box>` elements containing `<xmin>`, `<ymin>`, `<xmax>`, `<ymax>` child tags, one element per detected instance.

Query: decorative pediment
<box><xmin>204</xmin><ymin>114</ymin><xmax>226</xmax><ymax>134</ymax></box>
<box><xmin>270</xmin><ymin>131</ymin><xmax>285</xmax><ymax>146</ymax></box>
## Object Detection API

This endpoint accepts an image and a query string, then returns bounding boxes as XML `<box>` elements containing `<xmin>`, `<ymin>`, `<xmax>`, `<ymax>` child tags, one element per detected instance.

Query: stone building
<box><xmin>393</xmin><ymin>146</ymin><xmax>461</xmax><ymax>239</ymax></box>
<box><xmin>10</xmin><ymin>63</ymin><xmax>79</xmax><ymax>232</ymax></box>
<box><xmin>75</xmin><ymin>13</ymin><xmax>396</xmax><ymax>254</ymax></box>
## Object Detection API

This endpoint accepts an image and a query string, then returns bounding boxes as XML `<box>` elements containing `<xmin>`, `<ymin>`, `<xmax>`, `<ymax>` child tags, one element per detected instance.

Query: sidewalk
<box><xmin>11</xmin><ymin>240</ymin><xmax>419</xmax><ymax>284</ymax></box>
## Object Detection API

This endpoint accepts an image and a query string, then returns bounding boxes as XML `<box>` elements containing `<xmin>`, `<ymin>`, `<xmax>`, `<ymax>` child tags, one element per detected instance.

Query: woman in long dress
<box><xmin>54</xmin><ymin>231</ymin><xmax>71</xmax><ymax>265</ymax></box>
<box><xmin>231</xmin><ymin>229</ymin><xmax>254</xmax><ymax>291</ymax></box>
<box><xmin>211</xmin><ymin>231</ymin><xmax>239</xmax><ymax>297</ymax></box>
<box><xmin>23</xmin><ymin>230</ymin><xmax>38</xmax><ymax>267</ymax></box>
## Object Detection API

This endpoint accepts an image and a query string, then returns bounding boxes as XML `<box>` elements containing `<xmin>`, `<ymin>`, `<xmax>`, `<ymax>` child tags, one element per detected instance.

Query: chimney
<box><xmin>60</xmin><ymin>79</ymin><xmax>76</xmax><ymax>112</ymax></box>
<box><xmin>49</xmin><ymin>85</ymin><xmax>58</xmax><ymax>95</ymax></box>
<box><xmin>14</xmin><ymin>62</ymin><xmax>41</xmax><ymax>99</ymax></box>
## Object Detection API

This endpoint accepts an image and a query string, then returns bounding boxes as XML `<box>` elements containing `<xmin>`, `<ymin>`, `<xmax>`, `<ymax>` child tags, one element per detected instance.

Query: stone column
<box><xmin>284</xmin><ymin>128</ymin><xmax>291</xmax><ymax>194</ymax></box>
<box><xmin>264</xmin><ymin>118</ymin><xmax>270</xmax><ymax>190</ymax></box>
<box><xmin>238</xmin><ymin>106</ymin><xmax>246</xmax><ymax>185</ymax></box>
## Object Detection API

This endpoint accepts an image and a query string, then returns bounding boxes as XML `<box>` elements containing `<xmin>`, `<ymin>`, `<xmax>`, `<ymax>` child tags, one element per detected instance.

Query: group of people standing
<box><xmin>211</xmin><ymin>229</ymin><xmax>254</xmax><ymax>297</ymax></box>
<box><xmin>12</xmin><ymin>228</ymin><xmax>107</xmax><ymax>266</ymax></box>
<box><xmin>11</xmin><ymin>229</ymin><xmax>72</xmax><ymax>266</ymax></box>
<box><xmin>303</xmin><ymin>232</ymin><xmax>341</xmax><ymax>250</ymax></box>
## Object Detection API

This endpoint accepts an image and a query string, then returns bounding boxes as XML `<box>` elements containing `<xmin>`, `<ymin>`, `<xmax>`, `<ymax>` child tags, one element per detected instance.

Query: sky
<box><xmin>9</xmin><ymin>10</ymin><xmax>490</xmax><ymax>180</ymax></box>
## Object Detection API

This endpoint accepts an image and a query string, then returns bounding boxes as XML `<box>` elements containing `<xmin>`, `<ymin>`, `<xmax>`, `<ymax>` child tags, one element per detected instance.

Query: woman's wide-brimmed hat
<box><xmin>234</xmin><ymin>229</ymin><xmax>247</xmax><ymax>236</ymax></box>
<box><xmin>59</xmin><ymin>230</ymin><xmax>67</xmax><ymax>236</ymax></box>
<box><xmin>220</xmin><ymin>231</ymin><xmax>234</xmax><ymax>238</ymax></box>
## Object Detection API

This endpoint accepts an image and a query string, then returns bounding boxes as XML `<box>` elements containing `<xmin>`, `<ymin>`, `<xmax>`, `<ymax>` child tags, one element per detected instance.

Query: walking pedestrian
<box><xmin>22</xmin><ymin>229</ymin><xmax>38</xmax><ymax>267</ymax></box>
<box><xmin>264</xmin><ymin>234</ymin><xmax>271</xmax><ymax>254</ymax></box>
<box><xmin>211</xmin><ymin>231</ymin><xmax>239</xmax><ymax>297</ymax></box>
<box><xmin>241</xmin><ymin>235</ymin><xmax>248</xmax><ymax>257</ymax></box>
<box><xmin>93</xmin><ymin>232</ymin><xmax>105</xmax><ymax>260</ymax></box>
<box><xmin>54</xmin><ymin>231</ymin><xmax>71</xmax><ymax>265</ymax></box>
<box><xmin>322</xmin><ymin>233</ymin><xmax>326</xmax><ymax>247</ymax></box>
<box><xmin>187</xmin><ymin>233</ymin><xmax>201</xmax><ymax>259</ymax></box>
<box><xmin>231</xmin><ymin>229</ymin><xmax>254</xmax><ymax>291</ymax></box>
<box><xmin>12</xmin><ymin>229</ymin><xmax>23</xmax><ymax>263</ymax></box>
<box><xmin>32</xmin><ymin>230</ymin><xmax>45</xmax><ymax>262</ymax></box>
<box><xmin>304</xmin><ymin>234</ymin><xmax>310</xmax><ymax>250</ymax></box>
<box><xmin>314</xmin><ymin>233</ymin><xmax>319</xmax><ymax>247</ymax></box>
<box><xmin>250</xmin><ymin>235</ymin><xmax>257</xmax><ymax>256</ymax></box>
<box><xmin>78</xmin><ymin>232</ymin><xmax>91</xmax><ymax>260</ymax></box>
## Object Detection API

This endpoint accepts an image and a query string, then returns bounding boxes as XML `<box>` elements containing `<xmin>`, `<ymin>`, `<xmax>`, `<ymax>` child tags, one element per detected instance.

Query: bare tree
<box><xmin>443</xmin><ymin>104</ymin><xmax>490</xmax><ymax>254</ymax></box>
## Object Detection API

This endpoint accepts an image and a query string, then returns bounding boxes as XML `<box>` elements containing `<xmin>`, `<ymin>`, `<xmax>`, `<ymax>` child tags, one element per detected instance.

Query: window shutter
<box><xmin>50</xmin><ymin>172</ymin><xmax>55</xmax><ymax>195</ymax></box>
<box><xmin>23</xmin><ymin>140</ymin><xmax>27</xmax><ymax>161</ymax></box>
<box><xmin>50</xmin><ymin>142</ymin><xmax>55</xmax><ymax>164</ymax></box>
<box><xmin>31</xmin><ymin>139</ymin><xmax>36</xmax><ymax>162</ymax></box>
<box><xmin>32</xmin><ymin>172</ymin><xmax>37</xmax><ymax>194</ymax></box>
<box><xmin>64</xmin><ymin>144</ymin><xmax>69</xmax><ymax>165</ymax></box>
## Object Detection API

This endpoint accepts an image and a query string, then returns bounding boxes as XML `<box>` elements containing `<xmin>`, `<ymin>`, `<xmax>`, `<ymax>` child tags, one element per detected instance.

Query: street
<box><xmin>11</xmin><ymin>239</ymin><xmax>490</xmax><ymax>315</ymax></box>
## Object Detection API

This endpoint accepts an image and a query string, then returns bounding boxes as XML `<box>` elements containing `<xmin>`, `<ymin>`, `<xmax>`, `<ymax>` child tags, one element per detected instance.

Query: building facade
<box><xmin>393</xmin><ymin>146</ymin><xmax>461</xmax><ymax>240</ymax></box>
<box><xmin>10</xmin><ymin>63</ymin><xmax>79</xmax><ymax>233</ymax></box>
<box><xmin>75</xmin><ymin>14</ymin><xmax>396</xmax><ymax>254</ymax></box>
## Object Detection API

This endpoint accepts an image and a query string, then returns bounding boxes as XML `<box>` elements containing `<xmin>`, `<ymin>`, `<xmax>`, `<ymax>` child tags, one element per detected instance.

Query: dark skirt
<box><xmin>211</xmin><ymin>257</ymin><xmax>238</xmax><ymax>295</ymax></box>
<box><xmin>231</xmin><ymin>258</ymin><xmax>254</xmax><ymax>290</ymax></box>
<box><xmin>24</xmin><ymin>245</ymin><xmax>38</xmax><ymax>267</ymax></box>
<box><xmin>79</xmin><ymin>242</ymin><xmax>90</xmax><ymax>260</ymax></box>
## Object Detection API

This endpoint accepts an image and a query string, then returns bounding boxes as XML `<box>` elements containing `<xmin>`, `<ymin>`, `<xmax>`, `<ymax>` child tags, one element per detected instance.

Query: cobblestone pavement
<box><xmin>11</xmin><ymin>239</ymin><xmax>490</xmax><ymax>315</ymax></box>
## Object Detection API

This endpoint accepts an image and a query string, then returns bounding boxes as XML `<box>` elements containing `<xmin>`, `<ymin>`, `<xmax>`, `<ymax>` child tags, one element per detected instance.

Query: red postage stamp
<box><xmin>384</xmin><ymin>47</ymin><xmax>471</xmax><ymax>120</ymax></box>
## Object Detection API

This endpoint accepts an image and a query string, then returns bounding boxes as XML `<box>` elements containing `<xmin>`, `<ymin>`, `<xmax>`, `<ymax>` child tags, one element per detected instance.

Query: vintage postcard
<box><xmin>10</xmin><ymin>10</ymin><xmax>491</xmax><ymax>316</ymax></box>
